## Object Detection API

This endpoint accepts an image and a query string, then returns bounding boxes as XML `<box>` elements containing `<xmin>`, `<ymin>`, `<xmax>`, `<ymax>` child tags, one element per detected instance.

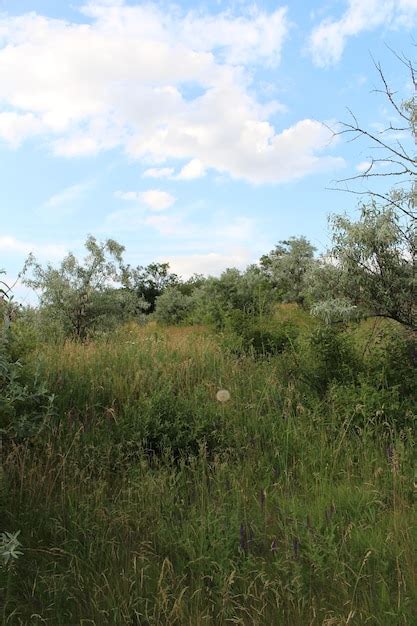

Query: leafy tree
<box><xmin>324</xmin><ymin>202</ymin><xmax>416</xmax><ymax>330</ymax></box>
<box><xmin>123</xmin><ymin>262</ymin><xmax>179</xmax><ymax>313</ymax></box>
<box><xmin>259</xmin><ymin>236</ymin><xmax>316</xmax><ymax>305</ymax></box>
<box><xmin>316</xmin><ymin>52</ymin><xmax>417</xmax><ymax>331</ymax></box>
<box><xmin>189</xmin><ymin>266</ymin><xmax>272</xmax><ymax>328</ymax></box>
<box><xmin>154</xmin><ymin>286</ymin><xmax>193</xmax><ymax>325</ymax></box>
<box><xmin>24</xmin><ymin>236</ymin><xmax>129</xmax><ymax>340</ymax></box>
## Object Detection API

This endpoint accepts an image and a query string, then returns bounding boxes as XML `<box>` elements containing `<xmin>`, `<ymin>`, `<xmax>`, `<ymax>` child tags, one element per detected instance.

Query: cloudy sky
<box><xmin>1</xmin><ymin>0</ymin><xmax>416</xmax><ymax>301</ymax></box>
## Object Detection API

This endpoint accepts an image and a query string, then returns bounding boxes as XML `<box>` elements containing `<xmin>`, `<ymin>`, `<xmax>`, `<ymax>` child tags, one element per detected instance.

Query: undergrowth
<box><xmin>1</xmin><ymin>315</ymin><xmax>416</xmax><ymax>625</ymax></box>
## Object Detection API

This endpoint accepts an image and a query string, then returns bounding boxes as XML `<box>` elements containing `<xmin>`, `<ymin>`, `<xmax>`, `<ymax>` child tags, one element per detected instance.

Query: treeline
<box><xmin>11</xmin><ymin>198</ymin><xmax>415</xmax><ymax>345</ymax></box>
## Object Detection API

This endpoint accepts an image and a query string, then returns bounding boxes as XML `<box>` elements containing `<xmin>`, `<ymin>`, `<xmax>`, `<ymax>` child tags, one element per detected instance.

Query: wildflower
<box><xmin>216</xmin><ymin>389</ymin><xmax>231</xmax><ymax>403</ymax></box>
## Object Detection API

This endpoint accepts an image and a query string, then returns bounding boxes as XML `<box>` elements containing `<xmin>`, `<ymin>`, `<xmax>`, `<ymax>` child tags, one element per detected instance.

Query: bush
<box><xmin>222</xmin><ymin>310</ymin><xmax>298</xmax><ymax>357</ymax></box>
<box><xmin>352</xmin><ymin>320</ymin><xmax>417</xmax><ymax>395</ymax></box>
<box><xmin>327</xmin><ymin>379</ymin><xmax>416</xmax><ymax>432</ymax></box>
<box><xmin>302</xmin><ymin>324</ymin><xmax>360</xmax><ymax>394</ymax></box>
<box><xmin>0</xmin><ymin>322</ymin><xmax>54</xmax><ymax>441</ymax></box>
<box><xmin>154</xmin><ymin>286</ymin><xmax>193</xmax><ymax>325</ymax></box>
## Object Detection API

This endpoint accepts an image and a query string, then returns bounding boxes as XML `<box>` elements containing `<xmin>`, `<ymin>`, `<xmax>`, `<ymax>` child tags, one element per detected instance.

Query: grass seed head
<box><xmin>216</xmin><ymin>389</ymin><xmax>231</xmax><ymax>403</ymax></box>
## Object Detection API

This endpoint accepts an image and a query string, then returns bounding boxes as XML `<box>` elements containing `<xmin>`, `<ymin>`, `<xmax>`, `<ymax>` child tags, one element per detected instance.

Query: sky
<box><xmin>0</xmin><ymin>0</ymin><xmax>416</xmax><ymax>303</ymax></box>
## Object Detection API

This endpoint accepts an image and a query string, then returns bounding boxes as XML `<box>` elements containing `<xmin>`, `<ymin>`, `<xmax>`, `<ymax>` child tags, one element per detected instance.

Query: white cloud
<box><xmin>143</xmin><ymin>167</ymin><xmax>175</xmax><ymax>179</ymax></box>
<box><xmin>215</xmin><ymin>217</ymin><xmax>254</xmax><ymax>241</ymax></box>
<box><xmin>43</xmin><ymin>180</ymin><xmax>92</xmax><ymax>211</ymax></box>
<box><xmin>0</xmin><ymin>1</ymin><xmax>343</xmax><ymax>183</ymax></box>
<box><xmin>309</xmin><ymin>0</ymin><xmax>417</xmax><ymax>67</ymax></box>
<box><xmin>161</xmin><ymin>250</ymin><xmax>253</xmax><ymax>278</ymax></box>
<box><xmin>0</xmin><ymin>112</ymin><xmax>45</xmax><ymax>147</ymax></box>
<box><xmin>0</xmin><ymin>235</ymin><xmax>67</xmax><ymax>259</ymax></box>
<box><xmin>176</xmin><ymin>159</ymin><xmax>206</xmax><ymax>180</ymax></box>
<box><xmin>143</xmin><ymin>160</ymin><xmax>206</xmax><ymax>180</ymax></box>
<box><xmin>115</xmin><ymin>189</ymin><xmax>176</xmax><ymax>211</ymax></box>
<box><xmin>356</xmin><ymin>160</ymin><xmax>372</xmax><ymax>172</ymax></box>
<box><xmin>141</xmin><ymin>190</ymin><xmax>176</xmax><ymax>211</ymax></box>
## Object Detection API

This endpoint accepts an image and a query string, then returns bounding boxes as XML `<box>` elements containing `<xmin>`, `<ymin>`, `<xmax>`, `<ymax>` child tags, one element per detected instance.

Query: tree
<box><xmin>259</xmin><ymin>236</ymin><xmax>316</xmax><ymax>305</ymax></box>
<box><xmin>24</xmin><ymin>236</ymin><xmax>130</xmax><ymax>340</ymax></box>
<box><xmin>187</xmin><ymin>266</ymin><xmax>272</xmax><ymax>328</ymax></box>
<box><xmin>123</xmin><ymin>262</ymin><xmax>179</xmax><ymax>313</ymax></box>
<box><xmin>315</xmin><ymin>50</ymin><xmax>417</xmax><ymax>331</ymax></box>
<box><xmin>314</xmin><ymin>202</ymin><xmax>416</xmax><ymax>329</ymax></box>
<box><xmin>154</xmin><ymin>286</ymin><xmax>193</xmax><ymax>325</ymax></box>
<box><xmin>332</xmin><ymin>49</ymin><xmax>416</xmax><ymax>219</ymax></box>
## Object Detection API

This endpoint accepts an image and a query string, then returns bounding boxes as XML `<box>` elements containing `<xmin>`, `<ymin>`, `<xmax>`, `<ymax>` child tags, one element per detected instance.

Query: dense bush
<box><xmin>299</xmin><ymin>324</ymin><xmax>360</xmax><ymax>394</ymax></box>
<box><xmin>0</xmin><ymin>311</ymin><xmax>54</xmax><ymax>441</ymax></box>
<box><xmin>154</xmin><ymin>286</ymin><xmax>193</xmax><ymax>325</ymax></box>
<box><xmin>222</xmin><ymin>309</ymin><xmax>298</xmax><ymax>357</ymax></box>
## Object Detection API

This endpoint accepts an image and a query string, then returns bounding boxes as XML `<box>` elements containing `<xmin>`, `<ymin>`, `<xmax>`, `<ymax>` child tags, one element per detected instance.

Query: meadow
<box><xmin>1</xmin><ymin>308</ymin><xmax>417</xmax><ymax>625</ymax></box>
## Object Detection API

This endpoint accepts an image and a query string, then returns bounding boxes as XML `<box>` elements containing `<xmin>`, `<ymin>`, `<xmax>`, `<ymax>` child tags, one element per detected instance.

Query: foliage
<box><xmin>328</xmin><ymin>203</ymin><xmax>417</xmax><ymax>330</ymax></box>
<box><xmin>0</xmin><ymin>326</ymin><xmax>54</xmax><ymax>440</ymax></box>
<box><xmin>154</xmin><ymin>285</ymin><xmax>193</xmax><ymax>325</ymax></box>
<box><xmin>2</xmin><ymin>51</ymin><xmax>417</xmax><ymax>625</ymax></box>
<box><xmin>327</xmin><ymin>379</ymin><xmax>415</xmax><ymax>432</ymax></box>
<box><xmin>0</xmin><ymin>532</ymin><xmax>23</xmax><ymax>568</ymax></box>
<box><xmin>123</xmin><ymin>262</ymin><xmax>179</xmax><ymax>313</ymax></box>
<box><xmin>222</xmin><ymin>309</ymin><xmax>298</xmax><ymax>357</ymax></box>
<box><xmin>260</xmin><ymin>236</ymin><xmax>316</xmax><ymax>305</ymax></box>
<box><xmin>189</xmin><ymin>266</ymin><xmax>273</xmax><ymax>328</ymax></box>
<box><xmin>311</xmin><ymin>297</ymin><xmax>359</xmax><ymax>324</ymax></box>
<box><xmin>301</xmin><ymin>324</ymin><xmax>360</xmax><ymax>394</ymax></box>
<box><xmin>319</xmin><ymin>54</ymin><xmax>417</xmax><ymax>332</ymax></box>
<box><xmin>23</xmin><ymin>236</ymin><xmax>129</xmax><ymax>340</ymax></box>
<box><xmin>2</xmin><ymin>322</ymin><xmax>417</xmax><ymax>624</ymax></box>
<box><xmin>0</xmin><ymin>273</ymin><xmax>54</xmax><ymax>441</ymax></box>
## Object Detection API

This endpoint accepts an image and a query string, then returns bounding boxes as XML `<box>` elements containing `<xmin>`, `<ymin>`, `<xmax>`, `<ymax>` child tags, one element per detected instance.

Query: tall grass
<box><xmin>1</xmin><ymin>321</ymin><xmax>416</xmax><ymax>624</ymax></box>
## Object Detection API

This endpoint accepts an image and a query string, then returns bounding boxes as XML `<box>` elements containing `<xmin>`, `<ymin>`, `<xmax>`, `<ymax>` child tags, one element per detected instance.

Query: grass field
<box><xmin>1</xmin><ymin>320</ymin><xmax>417</xmax><ymax>625</ymax></box>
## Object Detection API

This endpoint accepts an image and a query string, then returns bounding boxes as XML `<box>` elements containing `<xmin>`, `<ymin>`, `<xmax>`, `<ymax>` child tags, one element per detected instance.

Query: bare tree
<box><xmin>312</xmin><ymin>49</ymin><xmax>417</xmax><ymax>331</ymax></box>
<box><xmin>329</xmin><ymin>47</ymin><xmax>416</xmax><ymax>220</ymax></box>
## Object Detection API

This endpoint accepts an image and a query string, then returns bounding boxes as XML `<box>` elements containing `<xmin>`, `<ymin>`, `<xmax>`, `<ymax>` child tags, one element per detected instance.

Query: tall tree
<box><xmin>260</xmin><ymin>237</ymin><xmax>316</xmax><ymax>305</ymax></box>
<box><xmin>323</xmin><ymin>202</ymin><xmax>416</xmax><ymax>330</ymax></box>
<box><xmin>24</xmin><ymin>236</ymin><xmax>127</xmax><ymax>340</ymax></box>
<box><xmin>123</xmin><ymin>262</ymin><xmax>179</xmax><ymax>313</ymax></box>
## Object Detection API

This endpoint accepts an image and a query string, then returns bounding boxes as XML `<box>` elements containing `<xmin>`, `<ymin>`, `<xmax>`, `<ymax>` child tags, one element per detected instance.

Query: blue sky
<box><xmin>1</xmin><ymin>0</ymin><xmax>416</xmax><ymax>302</ymax></box>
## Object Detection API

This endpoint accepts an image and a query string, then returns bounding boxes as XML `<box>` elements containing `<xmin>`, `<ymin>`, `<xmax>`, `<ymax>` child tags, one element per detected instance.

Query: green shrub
<box><xmin>327</xmin><ymin>379</ymin><xmax>416</xmax><ymax>432</ymax></box>
<box><xmin>0</xmin><ymin>324</ymin><xmax>54</xmax><ymax>441</ymax></box>
<box><xmin>223</xmin><ymin>310</ymin><xmax>298</xmax><ymax>357</ymax></box>
<box><xmin>154</xmin><ymin>286</ymin><xmax>193</xmax><ymax>325</ymax></box>
<box><xmin>302</xmin><ymin>324</ymin><xmax>360</xmax><ymax>393</ymax></box>
<box><xmin>353</xmin><ymin>320</ymin><xmax>417</xmax><ymax>395</ymax></box>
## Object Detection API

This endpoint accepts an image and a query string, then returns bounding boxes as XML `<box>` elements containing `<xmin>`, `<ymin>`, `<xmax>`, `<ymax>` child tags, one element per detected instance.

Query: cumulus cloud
<box><xmin>0</xmin><ymin>112</ymin><xmax>45</xmax><ymax>147</ymax></box>
<box><xmin>309</xmin><ymin>0</ymin><xmax>417</xmax><ymax>67</ymax></box>
<box><xmin>0</xmin><ymin>1</ymin><xmax>343</xmax><ymax>182</ymax></box>
<box><xmin>176</xmin><ymin>159</ymin><xmax>206</xmax><ymax>180</ymax></box>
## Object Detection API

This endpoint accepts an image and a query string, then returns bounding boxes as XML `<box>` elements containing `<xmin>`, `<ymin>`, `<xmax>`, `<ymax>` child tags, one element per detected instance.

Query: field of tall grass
<box><xmin>1</xmin><ymin>315</ymin><xmax>417</xmax><ymax>625</ymax></box>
